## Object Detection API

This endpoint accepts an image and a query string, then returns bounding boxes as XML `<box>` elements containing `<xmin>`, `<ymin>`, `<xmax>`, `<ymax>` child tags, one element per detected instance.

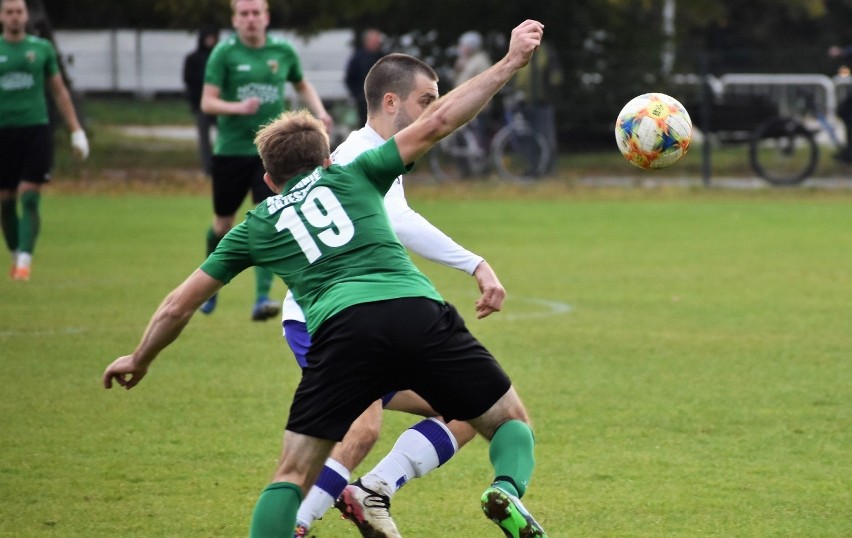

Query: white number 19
<box><xmin>274</xmin><ymin>186</ymin><xmax>355</xmax><ymax>263</ymax></box>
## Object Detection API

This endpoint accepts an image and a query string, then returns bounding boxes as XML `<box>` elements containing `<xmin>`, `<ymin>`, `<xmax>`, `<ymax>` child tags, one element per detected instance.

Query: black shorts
<box><xmin>286</xmin><ymin>297</ymin><xmax>512</xmax><ymax>441</ymax></box>
<box><xmin>210</xmin><ymin>155</ymin><xmax>275</xmax><ymax>216</ymax></box>
<box><xmin>0</xmin><ymin>125</ymin><xmax>53</xmax><ymax>189</ymax></box>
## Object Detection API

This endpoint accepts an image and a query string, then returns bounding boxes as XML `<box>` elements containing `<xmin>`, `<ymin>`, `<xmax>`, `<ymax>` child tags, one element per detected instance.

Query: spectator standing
<box><xmin>345</xmin><ymin>28</ymin><xmax>385</xmax><ymax>126</ymax></box>
<box><xmin>829</xmin><ymin>44</ymin><xmax>852</xmax><ymax>163</ymax></box>
<box><xmin>198</xmin><ymin>0</ymin><xmax>333</xmax><ymax>321</ymax></box>
<box><xmin>182</xmin><ymin>26</ymin><xmax>219</xmax><ymax>176</ymax></box>
<box><xmin>512</xmin><ymin>40</ymin><xmax>563</xmax><ymax>172</ymax></box>
<box><xmin>0</xmin><ymin>0</ymin><xmax>88</xmax><ymax>281</ymax></box>
<box><xmin>453</xmin><ymin>31</ymin><xmax>491</xmax><ymax>86</ymax></box>
<box><xmin>453</xmin><ymin>31</ymin><xmax>492</xmax><ymax>147</ymax></box>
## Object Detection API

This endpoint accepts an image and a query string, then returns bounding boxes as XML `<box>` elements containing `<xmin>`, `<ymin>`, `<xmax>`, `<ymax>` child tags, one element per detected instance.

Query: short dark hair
<box><xmin>364</xmin><ymin>53</ymin><xmax>438</xmax><ymax>115</ymax></box>
<box><xmin>254</xmin><ymin>110</ymin><xmax>329</xmax><ymax>187</ymax></box>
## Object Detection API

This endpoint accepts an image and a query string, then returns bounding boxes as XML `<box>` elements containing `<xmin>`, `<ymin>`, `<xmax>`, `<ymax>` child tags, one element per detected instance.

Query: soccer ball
<box><xmin>614</xmin><ymin>92</ymin><xmax>692</xmax><ymax>170</ymax></box>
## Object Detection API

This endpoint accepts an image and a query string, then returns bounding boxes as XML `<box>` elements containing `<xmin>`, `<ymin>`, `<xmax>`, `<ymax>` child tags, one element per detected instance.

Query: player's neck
<box><xmin>367</xmin><ymin>117</ymin><xmax>393</xmax><ymax>141</ymax></box>
<box><xmin>239</xmin><ymin>32</ymin><xmax>266</xmax><ymax>48</ymax></box>
<box><xmin>2</xmin><ymin>30</ymin><xmax>26</xmax><ymax>43</ymax></box>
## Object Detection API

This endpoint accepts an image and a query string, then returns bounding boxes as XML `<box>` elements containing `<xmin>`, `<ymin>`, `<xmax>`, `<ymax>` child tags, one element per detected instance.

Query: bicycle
<box><xmin>748</xmin><ymin>92</ymin><xmax>847</xmax><ymax>186</ymax></box>
<box><xmin>428</xmin><ymin>91</ymin><xmax>551</xmax><ymax>183</ymax></box>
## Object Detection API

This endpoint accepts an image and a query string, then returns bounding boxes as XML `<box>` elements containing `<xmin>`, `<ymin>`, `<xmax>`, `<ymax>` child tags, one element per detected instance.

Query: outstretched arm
<box><xmin>394</xmin><ymin>20</ymin><xmax>544</xmax><ymax>164</ymax></box>
<box><xmin>102</xmin><ymin>269</ymin><xmax>223</xmax><ymax>390</ymax></box>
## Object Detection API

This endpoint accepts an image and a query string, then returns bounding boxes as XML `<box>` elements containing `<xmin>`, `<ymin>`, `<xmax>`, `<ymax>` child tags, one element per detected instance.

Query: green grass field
<box><xmin>1</xmin><ymin>183</ymin><xmax>850</xmax><ymax>537</ymax></box>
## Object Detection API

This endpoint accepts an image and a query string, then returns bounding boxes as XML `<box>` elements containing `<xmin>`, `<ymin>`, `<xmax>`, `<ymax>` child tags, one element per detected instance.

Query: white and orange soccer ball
<box><xmin>614</xmin><ymin>92</ymin><xmax>692</xmax><ymax>170</ymax></box>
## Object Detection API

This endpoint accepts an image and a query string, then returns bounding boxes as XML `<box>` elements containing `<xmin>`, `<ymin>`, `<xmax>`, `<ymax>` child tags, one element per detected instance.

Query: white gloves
<box><xmin>70</xmin><ymin>129</ymin><xmax>89</xmax><ymax>160</ymax></box>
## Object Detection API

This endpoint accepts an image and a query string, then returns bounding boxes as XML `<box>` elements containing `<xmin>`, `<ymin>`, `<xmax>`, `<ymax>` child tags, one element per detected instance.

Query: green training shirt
<box><xmin>0</xmin><ymin>35</ymin><xmax>59</xmax><ymax>128</ymax></box>
<box><xmin>204</xmin><ymin>35</ymin><xmax>304</xmax><ymax>156</ymax></box>
<box><xmin>200</xmin><ymin>137</ymin><xmax>444</xmax><ymax>334</ymax></box>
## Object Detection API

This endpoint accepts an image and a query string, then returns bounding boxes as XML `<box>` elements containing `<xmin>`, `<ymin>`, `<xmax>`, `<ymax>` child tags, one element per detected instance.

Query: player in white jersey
<box><xmin>282</xmin><ymin>53</ymin><xmax>506</xmax><ymax>537</ymax></box>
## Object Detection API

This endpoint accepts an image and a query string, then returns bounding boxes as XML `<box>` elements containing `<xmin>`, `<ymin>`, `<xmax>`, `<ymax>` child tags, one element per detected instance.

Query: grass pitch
<box><xmin>1</xmin><ymin>184</ymin><xmax>850</xmax><ymax>537</ymax></box>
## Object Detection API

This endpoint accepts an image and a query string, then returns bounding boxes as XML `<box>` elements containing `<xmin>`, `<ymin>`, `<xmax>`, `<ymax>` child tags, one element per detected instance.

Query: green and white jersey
<box><xmin>0</xmin><ymin>35</ymin><xmax>59</xmax><ymax>128</ymax></box>
<box><xmin>204</xmin><ymin>35</ymin><xmax>303</xmax><ymax>156</ymax></box>
<box><xmin>201</xmin><ymin>138</ymin><xmax>444</xmax><ymax>334</ymax></box>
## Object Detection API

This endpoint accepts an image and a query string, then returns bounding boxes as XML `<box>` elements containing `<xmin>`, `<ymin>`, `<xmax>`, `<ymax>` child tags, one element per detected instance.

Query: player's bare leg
<box><xmin>295</xmin><ymin>401</ymin><xmax>383</xmax><ymax>535</ymax></box>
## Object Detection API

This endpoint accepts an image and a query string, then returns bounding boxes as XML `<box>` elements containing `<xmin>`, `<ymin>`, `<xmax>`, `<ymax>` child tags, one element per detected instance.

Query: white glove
<box><xmin>70</xmin><ymin>130</ymin><xmax>89</xmax><ymax>160</ymax></box>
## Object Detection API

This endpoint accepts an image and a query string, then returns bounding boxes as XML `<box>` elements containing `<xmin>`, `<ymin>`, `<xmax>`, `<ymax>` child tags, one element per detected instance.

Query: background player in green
<box><xmin>0</xmin><ymin>0</ymin><xmax>88</xmax><ymax>281</ymax></box>
<box><xmin>103</xmin><ymin>19</ymin><xmax>547</xmax><ymax>538</ymax></box>
<box><xmin>199</xmin><ymin>0</ymin><xmax>333</xmax><ymax>320</ymax></box>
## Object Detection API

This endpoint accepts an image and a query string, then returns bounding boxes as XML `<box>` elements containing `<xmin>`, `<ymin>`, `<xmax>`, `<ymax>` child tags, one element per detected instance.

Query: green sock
<box><xmin>249</xmin><ymin>482</ymin><xmax>302</xmax><ymax>538</ymax></box>
<box><xmin>206</xmin><ymin>226</ymin><xmax>221</xmax><ymax>256</ymax></box>
<box><xmin>18</xmin><ymin>191</ymin><xmax>40</xmax><ymax>254</ymax></box>
<box><xmin>489</xmin><ymin>419</ymin><xmax>536</xmax><ymax>498</ymax></box>
<box><xmin>255</xmin><ymin>266</ymin><xmax>273</xmax><ymax>300</ymax></box>
<box><xmin>0</xmin><ymin>198</ymin><xmax>18</xmax><ymax>252</ymax></box>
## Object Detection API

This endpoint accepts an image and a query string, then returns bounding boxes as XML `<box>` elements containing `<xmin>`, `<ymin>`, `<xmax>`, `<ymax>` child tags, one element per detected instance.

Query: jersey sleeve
<box><xmin>199</xmin><ymin>221</ymin><xmax>253</xmax><ymax>284</ymax></box>
<box><xmin>203</xmin><ymin>43</ymin><xmax>226</xmax><ymax>87</ymax></box>
<box><xmin>44</xmin><ymin>41</ymin><xmax>60</xmax><ymax>77</ymax></box>
<box><xmin>283</xmin><ymin>43</ymin><xmax>304</xmax><ymax>84</ymax></box>
<box><xmin>384</xmin><ymin>185</ymin><xmax>484</xmax><ymax>275</ymax></box>
<box><xmin>351</xmin><ymin>138</ymin><xmax>410</xmax><ymax>194</ymax></box>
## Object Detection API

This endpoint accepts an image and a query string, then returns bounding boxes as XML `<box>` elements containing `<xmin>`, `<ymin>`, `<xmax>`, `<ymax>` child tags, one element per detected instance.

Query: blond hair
<box><xmin>254</xmin><ymin>110</ymin><xmax>329</xmax><ymax>187</ymax></box>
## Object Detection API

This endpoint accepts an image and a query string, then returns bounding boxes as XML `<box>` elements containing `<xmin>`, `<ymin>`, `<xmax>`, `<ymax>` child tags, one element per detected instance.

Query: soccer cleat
<box><xmin>251</xmin><ymin>297</ymin><xmax>280</xmax><ymax>321</ymax></box>
<box><xmin>293</xmin><ymin>521</ymin><xmax>311</xmax><ymax>537</ymax></box>
<box><xmin>334</xmin><ymin>479</ymin><xmax>401</xmax><ymax>538</ymax></box>
<box><xmin>11</xmin><ymin>265</ymin><xmax>30</xmax><ymax>281</ymax></box>
<box><xmin>481</xmin><ymin>485</ymin><xmax>547</xmax><ymax>538</ymax></box>
<box><xmin>199</xmin><ymin>293</ymin><xmax>217</xmax><ymax>314</ymax></box>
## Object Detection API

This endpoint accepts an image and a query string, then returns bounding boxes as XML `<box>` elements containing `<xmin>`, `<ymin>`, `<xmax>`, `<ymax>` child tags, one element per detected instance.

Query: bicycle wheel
<box><xmin>428</xmin><ymin>129</ymin><xmax>488</xmax><ymax>182</ymax></box>
<box><xmin>491</xmin><ymin>125</ymin><xmax>550</xmax><ymax>183</ymax></box>
<box><xmin>749</xmin><ymin>118</ymin><xmax>818</xmax><ymax>186</ymax></box>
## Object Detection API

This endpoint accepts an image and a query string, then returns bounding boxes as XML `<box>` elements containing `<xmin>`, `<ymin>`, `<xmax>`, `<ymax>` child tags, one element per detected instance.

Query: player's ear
<box><xmin>383</xmin><ymin>92</ymin><xmax>397</xmax><ymax>113</ymax></box>
<box><xmin>263</xmin><ymin>172</ymin><xmax>281</xmax><ymax>194</ymax></box>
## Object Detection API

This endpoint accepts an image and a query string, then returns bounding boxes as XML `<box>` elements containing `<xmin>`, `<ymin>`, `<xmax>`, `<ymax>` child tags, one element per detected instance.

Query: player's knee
<box><xmin>337</xmin><ymin>405</ymin><xmax>382</xmax><ymax>462</ymax></box>
<box><xmin>20</xmin><ymin>190</ymin><xmax>39</xmax><ymax>211</ymax></box>
<box><xmin>346</xmin><ymin>417</ymin><xmax>381</xmax><ymax>450</ymax></box>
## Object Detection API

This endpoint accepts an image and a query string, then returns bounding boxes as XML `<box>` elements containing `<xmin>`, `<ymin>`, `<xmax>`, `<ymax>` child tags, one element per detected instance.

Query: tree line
<box><xmin>32</xmin><ymin>0</ymin><xmax>852</xmax><ymax>144</ymax></box>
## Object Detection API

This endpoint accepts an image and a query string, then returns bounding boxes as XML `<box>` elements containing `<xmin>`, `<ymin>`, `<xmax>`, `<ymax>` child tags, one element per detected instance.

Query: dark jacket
<box><xmin>183</xmin><ymin>28</ymin><xmax>219</xmax><ymax>112</ymax></box>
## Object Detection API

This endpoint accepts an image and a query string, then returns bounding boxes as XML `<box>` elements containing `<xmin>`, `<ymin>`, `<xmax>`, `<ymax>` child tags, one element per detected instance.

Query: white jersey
<box><xmin>281</xmin><ymin>124</ymin><xmax>484</xmax><ymax>324</ymax></box>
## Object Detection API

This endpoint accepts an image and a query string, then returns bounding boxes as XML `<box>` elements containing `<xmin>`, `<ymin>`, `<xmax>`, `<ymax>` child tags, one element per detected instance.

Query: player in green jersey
<box><xmin>0</xmin><ymin>0</ymin><xmax>88</xmax><ymax>281</ymax></box>
<box><xmin>104</xmin><ymin>19</ymin><xmax>548</xmax><ymax>538</ymax></box>
<box><xmin>198</xmin><ymin>0</ymin><xmax>333</xmax><ymax>320</ymax></box>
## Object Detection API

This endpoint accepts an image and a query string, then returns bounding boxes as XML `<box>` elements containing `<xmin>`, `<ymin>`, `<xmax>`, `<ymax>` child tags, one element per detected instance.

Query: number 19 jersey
<box><xmin>200</xmin><ymin>137</ymin><xmax>443</xmax><ymax>334</ymax></box>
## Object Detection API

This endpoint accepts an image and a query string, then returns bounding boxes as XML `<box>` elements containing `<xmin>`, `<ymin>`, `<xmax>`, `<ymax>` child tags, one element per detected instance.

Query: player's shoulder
<box><xmin>22</xmin><ymin>35</ymin><xmax>54</xmax><ymax>50</ymax></box>
<box><xmin>331</xmin><ymin>127</ymin><xmax>384</xmax><ymax>165</ymax></box>
<box><xmin>266</xmin><ymin>35</ymin><xmax>297</xmax><ymax>53</ymax></box>
<box><xmin>210</xmin><ymin>36</ymin><xmax>240</xmax><ymax>56</ymax></box>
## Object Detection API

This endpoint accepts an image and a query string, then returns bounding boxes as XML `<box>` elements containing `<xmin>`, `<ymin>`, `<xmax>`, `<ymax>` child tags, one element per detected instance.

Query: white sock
<box><xmin>361</xmin><ymin>418</ymin><xmax>459</xmax><ymax>496</ymax></box>
<box><xmin>296</xmin><ymin>458</ymin><xmax>350</xmax><ymax>528</ymax></box>
<box><xmin>16</xmin><ymin>252</ymin><xmax>31</xmax><ymax>269</ymax></box>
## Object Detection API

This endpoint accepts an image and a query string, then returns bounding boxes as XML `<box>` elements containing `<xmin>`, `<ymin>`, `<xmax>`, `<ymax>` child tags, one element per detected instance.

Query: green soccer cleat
<box><xmin>481</xmin><ymin>485</ymin><xmax>547</xmax><ymax>538</ymax></box>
